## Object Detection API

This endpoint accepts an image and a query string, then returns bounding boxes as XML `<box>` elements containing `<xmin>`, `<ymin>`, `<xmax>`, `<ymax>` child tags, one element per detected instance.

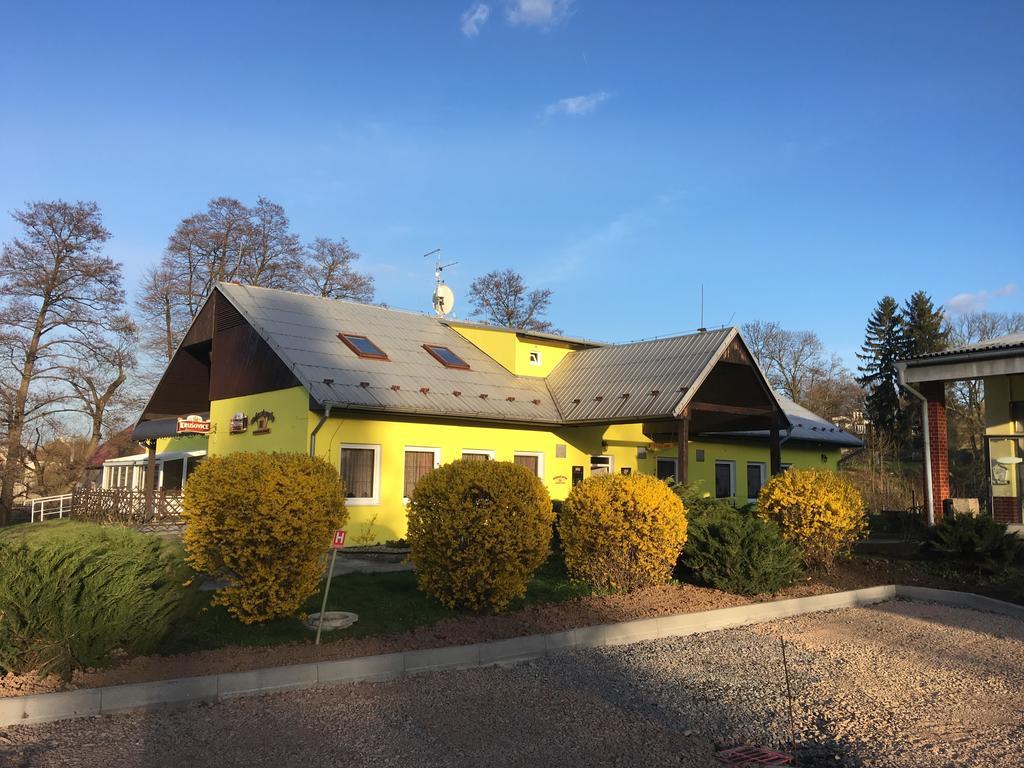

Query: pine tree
<box><xmin>902</xmin><ymin>290</ymin><xmax>948</xmax><ymax>357</ymax></box>
<box><xmin>899</xmin><ymin>290</ymin><xmax>949</xmax><ymax>448</ymax></box>
<box><xmin>857</xmin><ymin>296</ymin><xmax>905</xmax><ymax>444</ymax></box>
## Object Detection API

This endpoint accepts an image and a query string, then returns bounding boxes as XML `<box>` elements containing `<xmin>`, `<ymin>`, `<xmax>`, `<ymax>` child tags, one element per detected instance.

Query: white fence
<box><xmin>29</xmin><ymin>493</ymin><xmax>74</xmax><ymax>522</ymax></box>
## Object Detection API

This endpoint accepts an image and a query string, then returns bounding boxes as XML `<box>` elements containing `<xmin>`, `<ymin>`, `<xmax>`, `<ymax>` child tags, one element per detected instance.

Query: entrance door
<box><xmin>590</xmin><ymin>455</ymin><xmax>613</xmax><ymax>476</ymax></box>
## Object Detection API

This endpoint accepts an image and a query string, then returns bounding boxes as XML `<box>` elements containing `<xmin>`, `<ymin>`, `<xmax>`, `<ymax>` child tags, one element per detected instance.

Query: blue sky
<box><xmin>2</xmin><ymin>1</ymin><xmax>1022</xmax><ymax>366</ymax></box>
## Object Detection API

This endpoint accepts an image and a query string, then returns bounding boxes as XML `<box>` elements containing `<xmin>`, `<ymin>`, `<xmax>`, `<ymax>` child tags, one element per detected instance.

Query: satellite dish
<box><xmin>433</xmin><ymin>284</ymin><xmax>455</xmax><ymax>316</ymax></box>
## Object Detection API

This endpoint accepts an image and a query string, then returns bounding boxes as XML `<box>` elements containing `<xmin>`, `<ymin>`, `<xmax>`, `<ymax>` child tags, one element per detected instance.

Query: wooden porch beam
<box><xmin>678</xmin><ymin>407</ymin><xmax>689</xmax><ymax>486</ymax></box>
<box><xmin>689</xmin><ymin>401</ymin><xmax>777</xmax><ymax>417</ymax></box>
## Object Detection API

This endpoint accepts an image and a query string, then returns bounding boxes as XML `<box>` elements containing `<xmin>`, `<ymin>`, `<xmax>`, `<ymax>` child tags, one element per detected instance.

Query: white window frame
<box><xmin>746</xmin><ymin>461</ymin><xmax>766</xmax><ymax>503</ymax></box>
<box><xmin>461</xmin><ymin>449</ymin><xmax>496</xmax><ymax>461</ymax></box>
<box><xmin>403</xmin><ymin>446</ymin><xmax>441</xmax><ymax>501</ymax></box>
<box><xmin>513</xmin><ymin>451</ymin><xmax>545</xmax><ymax>479</ymax></box>
<box><xmin>340</xmin><ymin>443</ymin><xmax>381</xmax><ymax>506</ymax></box>
<box><xmin>656</xmin><ymin>457</ymin><xmax>678</xmax><ymax>481</ymax></box>
<box><xmin>714</xmin><ymin>460</ymin><xmax>736</xmax><ymax>498</ymax></box>
<box><xmin>590</xmin><ymin>454</ymin><xmax>614</xmax><ymax>476</ymax></box>
<box><xmin>529</xmin><ymin>350</ymin><xmax>542</xmax><ymax>366</ymax></box>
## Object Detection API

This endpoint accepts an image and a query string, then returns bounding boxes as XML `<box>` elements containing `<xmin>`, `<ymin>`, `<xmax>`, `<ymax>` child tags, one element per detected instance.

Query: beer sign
<box><xmin>176</xmin><ymin>414</ymin><xmax>210</xmax><ymax>434</ymax></box>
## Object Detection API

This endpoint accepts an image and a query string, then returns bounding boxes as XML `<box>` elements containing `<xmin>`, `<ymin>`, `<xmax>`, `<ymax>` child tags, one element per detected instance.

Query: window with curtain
<box><xmin>514</xmin><ymin>453</ymin><xmax>540</xmax><ymax>477</ymax></box>
<box><xmin>404</xmin><ymin>450</ymin><xmax>437</xmax><ymax>497</ymax></box>
<box><xmin>462</xmin><ymin>451</ymin><xmax>491</xmax><ymax>461</ymax></box>
<box><xmin>341</xmin><ymin>447</ymin><xmax>377</xmax><ymax>499</ymax></box>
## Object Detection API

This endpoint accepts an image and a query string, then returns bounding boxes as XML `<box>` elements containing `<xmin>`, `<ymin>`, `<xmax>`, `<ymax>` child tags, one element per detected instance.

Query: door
<box><xmin>715</xmin><ymin>461</ymin><xmax>735</xmax><ymax>499</ymax></box>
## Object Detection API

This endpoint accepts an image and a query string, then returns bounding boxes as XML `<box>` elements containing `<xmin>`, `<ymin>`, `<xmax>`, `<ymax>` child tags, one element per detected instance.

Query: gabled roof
<box><xmin>140</xmin><ymin>283</ymin><xmax>858</xmax><ymax>447</ymax></box>
<box><xmin>217</xmin><ymin>283</ymin><xmax>561</xmax><ymax>424</ymax></box>
<box><xmin>546</xmin><ymin>328</ymin><xmax>738</xmax><ymax>422</ymax></box>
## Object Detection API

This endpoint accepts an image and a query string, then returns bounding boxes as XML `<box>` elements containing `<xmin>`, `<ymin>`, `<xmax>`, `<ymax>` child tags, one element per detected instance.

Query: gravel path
<box><xmin>4</xmin><ymin>601</ymin><xmax>1022</xmax><ymax>768</ymax></box>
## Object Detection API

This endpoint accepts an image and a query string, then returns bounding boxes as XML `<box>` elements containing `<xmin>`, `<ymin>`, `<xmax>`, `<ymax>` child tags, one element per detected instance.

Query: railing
<box><xmin>71</xmin><ymin>488</ymin><xmax>184</xmax><ymax>532</ymax></box>
<box><xmin>30</xmin><ymin>493</ymin><xmax>74</xmax><ymax>522</ymax></box>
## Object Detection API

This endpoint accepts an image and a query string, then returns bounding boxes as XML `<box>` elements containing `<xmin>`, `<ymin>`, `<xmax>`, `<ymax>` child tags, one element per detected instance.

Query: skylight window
<box><xmin>338</xmin><ymin>333</ymin><xmax>388</xmax><ymax>360</ymax></box>
<box><xmin>423</xmin><ymin>344</ymin><xmax>470</xmax><ymax>370</ymax></box>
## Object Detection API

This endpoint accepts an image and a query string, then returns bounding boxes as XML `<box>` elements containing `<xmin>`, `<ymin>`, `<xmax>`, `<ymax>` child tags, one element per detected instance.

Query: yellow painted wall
<box><xmin>644</xmin><ymin>440</ymin><xmax>838</xmax><ymax>503</ymax></box>
<box><xmin>155</xmin><ymin>434</ymin><xmax>208</xmax><ymax>453</ymax></box>
<box><xmin>983</xmin><ymin>374</ymin><xmax>1023</xmax><ymax>501</ymax></box>
<box><xmin>984</xmin><ymin>374</ymin><xmax>1024</xmax><ymax>434</ymax></box>
<box><xmin>449</xmin><ymin>324</ymin><xmax>578</xmax><ymax>377</ymax></box>
<box><xmin>207</xmin><ymin>386</ymin><xmax>310</xmax><ymax>455</ymax></box>
<box><xmin>304</xmin><ymin>410</ymin><xmax>842</xmax><ymax>544</ymax></box>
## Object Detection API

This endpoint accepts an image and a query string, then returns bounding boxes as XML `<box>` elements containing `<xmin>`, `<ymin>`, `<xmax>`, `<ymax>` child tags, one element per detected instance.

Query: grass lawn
<box><xmin>158</xmin><ymin>553</ymin><xmax>591</xmax><ymax>655</ymax></box>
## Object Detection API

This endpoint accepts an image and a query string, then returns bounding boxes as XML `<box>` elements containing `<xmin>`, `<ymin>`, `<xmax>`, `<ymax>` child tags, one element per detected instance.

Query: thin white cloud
<box><xmin>506</xmin><ymin>0</ymin><xmax>573</xmax><ymax>28</ymax></box>
<box><xmin>946</xmin><ymin>282</ymin><xmax>1017</xmax><ymax>315</ymax></box>
<box><xmin>460</xmin><ymin>3</ymin><xmax>490</xmax><ymax>37</ymax></box>
<box><xmin>544</xmin><ymin>91</ymin><xmax>610</xmax><ymax>117</ymax></box>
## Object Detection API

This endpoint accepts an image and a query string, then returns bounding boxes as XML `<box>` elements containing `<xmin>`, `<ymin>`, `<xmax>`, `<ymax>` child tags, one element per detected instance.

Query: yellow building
<box><xmin>125</xmin><ymin>283</ymin><xmax>862</xmax><ymax>542</ymax></box>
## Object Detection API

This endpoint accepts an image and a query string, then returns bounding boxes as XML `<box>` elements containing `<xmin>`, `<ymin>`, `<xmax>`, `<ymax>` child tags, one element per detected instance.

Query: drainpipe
<box><xmin>309</xmin><ymin>406</ymin><xmax>332</xmax><ymax>458</ymax></box>
<box><xmin>897</xmin><ymin>368</ymin><xmax>934</xmax><ymax>526</ymax></box>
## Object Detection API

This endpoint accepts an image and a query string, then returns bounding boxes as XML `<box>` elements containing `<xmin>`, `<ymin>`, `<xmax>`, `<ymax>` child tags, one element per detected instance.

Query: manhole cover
<box><xmin>305</xmin><ymin>611</ymin><xmax>359</xmax><ymax>631</ymax></box>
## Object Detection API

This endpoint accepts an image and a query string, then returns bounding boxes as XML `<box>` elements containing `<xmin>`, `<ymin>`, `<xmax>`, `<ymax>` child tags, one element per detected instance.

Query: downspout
<box><xmin>897</xmin><ymin>366</ymin><xmax>935</xmax><ymax>526</ymax></box>
<box><xmin>309</xmin><ymin>406</ymin><xmax>332</xmax><ymax>458</ymax></box>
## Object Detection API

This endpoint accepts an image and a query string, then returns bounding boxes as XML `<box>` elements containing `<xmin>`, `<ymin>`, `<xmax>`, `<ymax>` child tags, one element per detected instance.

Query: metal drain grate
<box><xmin>716</xmin><ymin>745</ymin><xmax>794</xmax><ymax>766</ymax></box>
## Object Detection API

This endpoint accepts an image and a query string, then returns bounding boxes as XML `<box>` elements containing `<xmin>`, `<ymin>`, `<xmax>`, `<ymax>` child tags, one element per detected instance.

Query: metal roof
<box><xmin>217</xmin><ymin>283</ymin><xmax>561</xmax><ymax>424</ymax></box>
<box><xmin>900</xmin><ymin>332</ymin><xmax>1024</xmax><ymax>364</ymax></box>
<box><xmin>707</xmin><ymin>395</ymin><xmax>864</xmax><ymax>447</ymax></box>
<box><xmin>204</xmin><ymin>284</ymin><xmax>857</xmax><ymax>447</ymax></box>
<box><xmin>546</xmin><ymin>328</ymin><xmax>736</xmax><ymax>423</ymax></box>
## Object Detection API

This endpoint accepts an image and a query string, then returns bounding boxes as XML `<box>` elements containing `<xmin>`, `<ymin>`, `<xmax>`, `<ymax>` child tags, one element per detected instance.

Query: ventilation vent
<box><xmin>215</xmin><ymin>300</ymin><xmax>245</xmax><ymax>332</ymax></box>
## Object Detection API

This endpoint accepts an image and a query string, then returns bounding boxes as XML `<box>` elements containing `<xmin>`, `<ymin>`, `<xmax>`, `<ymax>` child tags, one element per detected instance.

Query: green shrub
<box><xmin>407</xmin><ymin>459</ymin><xmax>553</xmax><ymax>613</ymax></box>
<box><xmin>182</xmin><ymin>452</ymin><xmax>346</xmax><ymax>624</ymax></box>
<box><xmin>928</xmin><ymin>514</ymin><xmax>1024</xmax><ymax>574</ymax></box>
<box><xmin>0</xmin><ymin>521</ymin><xmax>189</xmax><ymax>680</ymax></box>
<box><xmin>678</xmin><ymin>505</ymin><xmax>802</xmax><ymax>595</ymax></box>
<box><xmin>559</xmin><ymin>474</ymin><xmax>688</xmax><ymax>592</ymax></box>
<box><xmin>757</xmin><ymin>469</ymin><xmax>867</xmax><ymax>569</ymax></box>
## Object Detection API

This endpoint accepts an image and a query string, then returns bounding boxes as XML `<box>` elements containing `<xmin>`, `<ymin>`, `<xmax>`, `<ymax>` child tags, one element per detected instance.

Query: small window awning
<box><xmin>131</xmin><ymin>414</ymin><xmax>210</xmax><ymax>442</ymax></box>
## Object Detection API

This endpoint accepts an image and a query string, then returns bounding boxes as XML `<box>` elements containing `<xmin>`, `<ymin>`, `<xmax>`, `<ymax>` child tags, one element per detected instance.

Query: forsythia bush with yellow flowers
<box><xmin>407</xmin><ymin>459</ymin><xmax>553</xmax><ymax>613</ymax></box>
<box><xmin>559</xmin><ymin>473</ymin><xmax>688</xmax><ymax>592</ymax></box>
<box><xmin>182</xmin><ymin>452</ymin><xmax>346</xmax><ymax>623</ymax></box>
<box><xmin>756</xmin><ymin>468</ymin><xmax>866</xmax><ymax>569</ymax></box>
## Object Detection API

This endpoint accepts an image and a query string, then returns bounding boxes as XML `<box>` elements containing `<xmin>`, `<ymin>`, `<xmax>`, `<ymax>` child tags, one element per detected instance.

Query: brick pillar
<box><xmin>920</xmin><ymin>381</ymin><xmax>949</xmax><ymax>523</ymax></box>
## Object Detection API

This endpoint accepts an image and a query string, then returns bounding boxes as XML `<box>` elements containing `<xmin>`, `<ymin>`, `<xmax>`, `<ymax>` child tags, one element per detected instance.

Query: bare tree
<box><xmin>142</xmin><ymin>197</ymin><xmax>374</xmax><ymax>356</ymax></box>
<box><xmin>135</xmin><ymin>263</ymin><xmax>185</xmax><ymax>364</ymax></box>
<box><xmin>0</xmin><ymin>201</ymin><xmax>125</xmax><ymax>523</ymax></box>
<box><xmin>742</xmin><ymin>319</ymin><xmax>862</xmax><ymax>418</ymax></box>
<box><xmin>301</xmin><ymin>237</ymin><xmax>375</xmax><ymax>301</ymax></box>
<box><xmin>468</xmin><ymin>269</ymin><xmax>558</xmax><ymax>333</ymax></box>
<box><xmin>64</xmin><ymin>315</ymin><xmax>140</xmax><ymax>450</ymax></box>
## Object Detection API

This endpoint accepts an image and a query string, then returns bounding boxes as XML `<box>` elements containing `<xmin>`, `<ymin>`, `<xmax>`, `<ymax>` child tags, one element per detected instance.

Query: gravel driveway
<box><xmin>4</xmin><ymin>600</ymin><xmax>1022</xmax><ymax>768</ymax></box>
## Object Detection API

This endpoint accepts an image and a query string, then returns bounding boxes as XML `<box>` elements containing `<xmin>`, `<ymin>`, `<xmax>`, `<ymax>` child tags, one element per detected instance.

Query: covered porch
<box><xmin>897</xmin><ymin>333</ymin><xmax>1024</xmax><ymax>527</ymax></box>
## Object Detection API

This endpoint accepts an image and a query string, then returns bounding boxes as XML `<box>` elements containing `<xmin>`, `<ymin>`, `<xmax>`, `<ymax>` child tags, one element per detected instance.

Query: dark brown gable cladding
<box><xmin>210</xmin><ymin>305</ymin><xmax>301</xmax><ymax>400</ymax></box>
<box><xmin>141</xmin><ymin>289</ymin><xmax>300</xmax><ymax>420</ymax></box>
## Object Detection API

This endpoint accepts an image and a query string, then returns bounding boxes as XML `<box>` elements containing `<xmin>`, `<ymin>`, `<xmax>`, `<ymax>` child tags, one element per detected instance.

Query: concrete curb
<box><xmin>3</xmin><ymin>584</ymin><xmax>1021</xmax><ymax>727</ymax></box>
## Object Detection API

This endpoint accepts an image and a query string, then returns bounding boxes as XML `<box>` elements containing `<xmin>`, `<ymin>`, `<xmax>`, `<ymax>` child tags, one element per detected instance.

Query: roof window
<box><xmin>423</xmin><ymin>344</ymin><xmax>470</xmax><ymax>370</ymax></box>
<box><xmin>338</xmin><ymin>333</ymin><xmax>388</xmax><ymax>360</ymax></box>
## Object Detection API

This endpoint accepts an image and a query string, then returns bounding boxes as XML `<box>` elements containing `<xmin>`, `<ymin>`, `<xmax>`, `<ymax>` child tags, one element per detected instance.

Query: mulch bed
<box><xmin>0</xmin><ymin>558</ymin><xmax>957</xmax><ymax>699</ymax></box>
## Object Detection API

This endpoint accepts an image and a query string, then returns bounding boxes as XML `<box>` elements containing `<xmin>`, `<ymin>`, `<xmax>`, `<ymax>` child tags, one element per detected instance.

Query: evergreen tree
<box><xmin>899</xmin><ymin>290</ymin><xmax>949</xmax><ymax>448</ymax></box>
<box><xmin>857</xmin><ymin>296</ymin><xmax>905</xmax><ymax>443</ymax></box>
<box><xmin>902</xmin><ymin>290</ymin><xmax>948</xmax><ymax>357</ymax></box>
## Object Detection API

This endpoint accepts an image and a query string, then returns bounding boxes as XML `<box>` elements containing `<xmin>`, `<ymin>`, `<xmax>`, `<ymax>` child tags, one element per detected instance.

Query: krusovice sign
<box><xmin>176</xmin><ymin>414</ymin><xmax>211</xmax><ymax>434</ymax></box>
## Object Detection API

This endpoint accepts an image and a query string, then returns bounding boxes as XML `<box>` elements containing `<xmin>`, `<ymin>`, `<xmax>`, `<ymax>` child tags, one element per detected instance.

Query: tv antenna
<box><xmin>424</xmin><ymin>248</ymin><xmax>458</xmax><ymax>316</ymax></box>
<box><xmin>698</xmin><ymin>284</ymin><xmax>707</xmax><ymax>333</ymax></box>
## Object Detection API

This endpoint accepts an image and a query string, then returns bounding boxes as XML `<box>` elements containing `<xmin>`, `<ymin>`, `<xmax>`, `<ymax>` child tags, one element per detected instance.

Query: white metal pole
<box><xmin>315</xmin><ymin>548</ymin><xmax>339</xmax><ymax>646</ymax></box>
